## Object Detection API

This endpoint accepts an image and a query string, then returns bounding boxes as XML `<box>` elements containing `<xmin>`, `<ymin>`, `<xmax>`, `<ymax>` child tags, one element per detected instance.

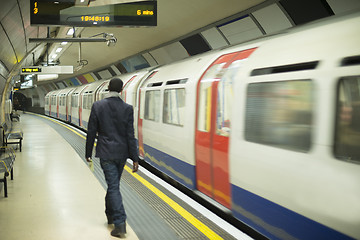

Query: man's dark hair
<box><xmin>108</xmin><ymin>78</ymin><xmax>123</xmax><ymax>92</ymax></box>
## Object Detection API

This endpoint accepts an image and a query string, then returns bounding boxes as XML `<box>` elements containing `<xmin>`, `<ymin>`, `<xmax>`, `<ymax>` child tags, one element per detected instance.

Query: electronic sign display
<box><xmin>30</xmin><ymin>0</ymin><xmax>157</xmax><ymax>27</ymax></box>
<box><xmin>22</xmin><ymin>67</ymin><xmax>42</xmax><ymax>73</ymax></box>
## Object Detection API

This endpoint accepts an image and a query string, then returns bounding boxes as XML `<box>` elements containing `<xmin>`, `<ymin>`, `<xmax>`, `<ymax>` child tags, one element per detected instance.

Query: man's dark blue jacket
<box><xmin>85</xmin><ymin>93</ymin><xmax>139</xmax><ymax>162</ymax></box>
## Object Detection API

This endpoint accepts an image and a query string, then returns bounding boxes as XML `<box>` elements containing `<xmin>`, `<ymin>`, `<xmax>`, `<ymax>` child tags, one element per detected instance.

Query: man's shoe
<box><xmin>111</xmin><ymin>222</ymin><xmax>126</xmax><ymax>238</ymax></box>
<box><xmin>106</xmin><ymin>215</ymin><xmax>113</xmax><ymax>225</ymax></box>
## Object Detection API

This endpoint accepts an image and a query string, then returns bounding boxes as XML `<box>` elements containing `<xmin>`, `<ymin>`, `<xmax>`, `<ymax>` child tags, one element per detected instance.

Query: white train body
<box><xmin>44</xmin><ymin>12</ymin><xmax>360</xmax><ymax>240</ymax></box>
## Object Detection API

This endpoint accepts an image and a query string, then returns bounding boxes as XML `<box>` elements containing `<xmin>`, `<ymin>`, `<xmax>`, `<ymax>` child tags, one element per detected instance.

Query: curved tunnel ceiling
<box><xmin>0</xmin><ymin>0</ymin><xmax>265</xmax><ymax>85</ymax></box>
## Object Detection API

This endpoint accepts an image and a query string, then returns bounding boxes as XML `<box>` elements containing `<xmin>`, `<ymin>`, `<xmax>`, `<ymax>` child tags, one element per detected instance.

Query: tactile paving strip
<box><xmin>37</xmin><ymin>115</ymin><xmax>237</xmax><ymax>240</ymax></box>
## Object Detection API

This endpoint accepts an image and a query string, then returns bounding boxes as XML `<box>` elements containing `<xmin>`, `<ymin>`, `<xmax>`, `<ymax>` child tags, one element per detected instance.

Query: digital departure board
<box><xmin>30</xmin><ymin>0</ymin><xmax>157</xmax><ymax>27</ymax></box>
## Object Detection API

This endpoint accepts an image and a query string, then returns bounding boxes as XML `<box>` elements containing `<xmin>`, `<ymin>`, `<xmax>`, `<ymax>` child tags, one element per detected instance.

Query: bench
<box><xmin>10</xmin><ymin>111</ymin><xmax>20</xmax><ymax>122</ymax></box>
<box><xmin>1</xmin><ymin>122</ymin><xmax>23</xmax><ymax>152</ymax></box>
<box><xmin>0</xmin><ymin>147</ymin><xmax>15</xmax><ymax>197</ymax></box>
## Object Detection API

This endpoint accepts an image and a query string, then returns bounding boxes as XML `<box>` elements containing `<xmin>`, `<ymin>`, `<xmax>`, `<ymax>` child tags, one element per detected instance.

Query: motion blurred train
<box><xmin>45</xmin><ymin>11</ymin><xmax>360</xmax><ymax>240</ymax></box>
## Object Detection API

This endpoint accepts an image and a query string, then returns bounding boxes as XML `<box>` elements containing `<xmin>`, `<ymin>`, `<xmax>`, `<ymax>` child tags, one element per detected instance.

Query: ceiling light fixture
<box><xmin>66</xmin><ymin>28</ymin><xmax>75</xmax><ymax>36</ymax></box>
<box><xmin>29</xmin><ymin>32</ymin><xmax>116</xmax><ymax>46</ymax></box>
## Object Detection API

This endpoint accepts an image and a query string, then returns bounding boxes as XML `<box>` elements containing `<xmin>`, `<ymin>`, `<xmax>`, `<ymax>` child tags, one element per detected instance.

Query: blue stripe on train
<box><xmin>231</xmin><ymin>185</ymin><xmax>354</xmax><ymax>240</ymax></box>
<box><xmin>59</xmin><ymin>113</ymin><xmax>66</xmax><ymax>121</ymax></box>
<box><xmin>143</xmin><ymin>144</ymin><xmax>196</xmax><ymax>189</ymax></box>
<box><xmin>71</xmin><ymin>117</ymin><xmax>79</xmax><ymax>126</ymax></box>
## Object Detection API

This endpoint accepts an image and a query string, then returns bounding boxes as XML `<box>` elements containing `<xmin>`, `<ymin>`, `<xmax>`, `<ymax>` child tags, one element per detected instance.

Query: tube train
<box><xmin>45</xmin><ymin>11</ymin><xmax>360</xmax><ymax>240</ymax></box>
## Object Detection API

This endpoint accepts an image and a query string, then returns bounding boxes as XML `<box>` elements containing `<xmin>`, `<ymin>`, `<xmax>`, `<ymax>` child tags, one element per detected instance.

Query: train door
<box><xmin>56</xmin><ymin>93</ymin><xmax>60</xmax><ymax>118</ymax></box>
<box><xmin>138</xmin><ymin>71</ymin><xmax>158</xmax><ymax>158</ymax></box>
<box><xmin>49</xmin><ymin>95</ymin><xmax>52</xmax><ymax>116</ymax></box>
<box><xmin>94</xmin><ymin>82</ymin><xmax>108</xmax><ymax>102</ymax></box>
<box><xmin>121</xmin><ymin>75</ymin><xmax>137</xmax><ymax>102</ymax></box>
<box><xmin>195</xmin><ymin>48</ymin><xmax>256</xmax><ymax>208</ymax></box>
<box><xmin>66</xmin><ymin>89</ymin><xmax>75</xmax><ymax>122</ymax></box>
<box><xmin>79</xmin><ymin>85</ymin><xmax>89</xmax><ymax>127</ymax></box>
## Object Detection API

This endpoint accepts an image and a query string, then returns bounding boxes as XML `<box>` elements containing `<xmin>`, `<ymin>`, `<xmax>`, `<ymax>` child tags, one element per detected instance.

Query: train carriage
<box><xmin>80</xmin><ymin>80</ymin><xmax>107</xmax><ymax>129</ymax></box>
<box><xmin>44</xmin><ymin>91</ymin><xmax>51</xmax><ymax>116</ymax></box>
<box><xmin>96</xmin><ymin>80</ymin><xmax>110</xmax><ymax>101</ymax></box>
<box><xmin>42</xmin><ymin>11</ymin><xmax>360</xmax><ymax>240</ymax></box>
<box><xmin>120</xmin><ymin>68</ymin><xmax>160</xmax><ymax>145</ymax></box>
<box><xmin>57</xmin><ymin>87</ymin><xmax>75</xmax><ymax>122</ymax></box>
<box><xmin>229</xmin><ymin>12</ymin><xmax>360</xmax><ymax>240</ymax></box>
<box><xmin>46</xmin><ymin>89</ymin><xmax>62</xmax><ymax>118</ymax></box>
<box><xmin>70</xmin><ymin>85</ymin><xmax>89</xmax><ymax>127</ymax></box>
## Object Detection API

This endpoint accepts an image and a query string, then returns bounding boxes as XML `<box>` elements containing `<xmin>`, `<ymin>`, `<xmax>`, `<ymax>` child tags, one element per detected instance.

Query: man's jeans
<box><xmin>100</xmin><ymin>158</ymin><xmax>126</xmax><ymax>226</ymax></box>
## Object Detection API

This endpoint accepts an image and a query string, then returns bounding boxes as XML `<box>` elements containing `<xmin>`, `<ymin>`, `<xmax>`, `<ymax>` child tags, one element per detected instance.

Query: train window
<box><xmin>86</xmin><ymin>95</ymin><xmax>90</xmax><ymax>109</ymax></box>
<box><xmin>87</xmin><ymin>95</ymin><xmax>92</xmax><ymax>109</ymax></box>
<box><xmin>83</xmin><ymin>95</ymin><xmax>87</xmax><ymax>109</ymax></box>
<box><xmin>166</xmin><ymin>79</ymin><xmax>188</xmax><ymax>85</ymax></box>
<box><xmin>197</xmin><ymin>80</ymin><xmax>212</xmax><ymax>132</ymax></box>
<box><xmin>250</xmin><ymin>61</ymin><xmax>319</xmax><ymax>76</ymax></box>
<box><xmin>72</xmin><ymin>95</ymin><xmax>78</xmax><ymax>108</ymax></box>
<box><xmin>197</xmin><ymin>63</ymin><xmax>226</xmax><ymax>132</ymax></box>
<box><xmin>51</xmin><ymin>96</ymin><xmax>56</xmax><ymax>105</ymax></box>
<box><xmin>334</xmin><ymin>76</ymin><xmax>360</xmax><ymax>163</ymax></box>
<box><xmin>245</xmin><ymin>80</ymin><xmax>313</xmax><ymax>152</ymax></box>
<box><xmin>216</xmin><ymin>59</ymin><xmax>244</xmax><ymax>137</ymax></box>
<box><xmin>340</xmin><ymin>55</ymin><xmax>360</xmax><ymax>67</ymax></box>
<box><xmin>148</xmin><ymin>82</ymin><xmax>163</xmax><ymax>87</ymax></box>
<box><xmin>144</xmin><ymin>90</ymin><xmax>160</xmax><ymax>122</ymax></box>
<box><xmin>60</xmin><ymin>96</ymin><xmax>65</xmax><ymax>106</ymax></box>
<box><xmin>163</xmin><ymin>88</ymin><xmax>185</xmax><ymax>126</ymax></box>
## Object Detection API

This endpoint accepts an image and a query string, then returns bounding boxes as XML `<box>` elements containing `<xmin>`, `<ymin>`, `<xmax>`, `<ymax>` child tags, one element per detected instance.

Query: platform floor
<box><xmin>0</xmin><ymin>113</ymin><xmax>252</xmax><ymax>240</ymax></box>
<box><xmin>0</xmin><ymin>113</ymin><xmax>138</xmax><ymax>240</ymax></box>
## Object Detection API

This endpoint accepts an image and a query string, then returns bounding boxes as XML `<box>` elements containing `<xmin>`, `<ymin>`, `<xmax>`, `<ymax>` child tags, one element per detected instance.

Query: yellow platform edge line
<box><xmin>30</xmin><ymin>113</ymin><xmax>85</xmax><ymax>139</ymax></box>
<box><xmin>30</xmin><ymin>113</ymin><xmax>223</xmax><ymax>240</ymax></box>
<box><xmin>124</xmin><ymin>165</ymin><xmax>223</xmax><ymax>240</ymax></box>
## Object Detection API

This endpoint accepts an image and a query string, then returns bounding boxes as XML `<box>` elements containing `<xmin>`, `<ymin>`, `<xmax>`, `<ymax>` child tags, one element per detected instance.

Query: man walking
<box><xmin>85</xmin><ymin>77</ymin><xmax>139</xmax><ymax>238</ymax></box>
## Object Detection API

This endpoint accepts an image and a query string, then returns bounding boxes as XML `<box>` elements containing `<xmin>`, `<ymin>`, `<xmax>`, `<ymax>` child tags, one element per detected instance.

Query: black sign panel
<box><xmin>22</xmin><ymin>67</ymin><xmax>42</xmax><ymax>73</ymax></box>
<box><xmin>30</xmin><ymin>0</ymin><xmax>157</xmax><ymax>27</ymax></box>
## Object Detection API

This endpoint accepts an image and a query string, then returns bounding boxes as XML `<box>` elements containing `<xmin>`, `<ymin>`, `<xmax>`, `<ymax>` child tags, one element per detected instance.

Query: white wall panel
<box><xmin>201</xmin><ymin>28</ymin><xmax>228</xmax><ymax>50</ymax></box>
<box><xmin>219</xmin><ymin>16</ymin><xmax>263</xmax><ymax>45</ymax></box>
<box><xmin>142</xmin><ymin>52</ymin><xmax>158</xmax><ymax>66</ymax></box>
<box><xmin>98</xmin><ymin>69</ymin><xmax>112</xmax><ymax>80</ymax></box>
<box><xmin>149</xmin><ymin>42</ymin><xmax>188</xmax><ymax>65</ymax></box>
<box><xmin>253</xmin><ymin>4</ymin><xmax>293</xmax><ymax>34</ymax></box>
<box><xmin>326</xmin><ymin>0</ymin><xmax>360</xmax><ymax>14</ymax></box>
<box><xmin>111</xmin><ymin>65</ymin><xmax>121</xmax><ymax>76</ymax></box>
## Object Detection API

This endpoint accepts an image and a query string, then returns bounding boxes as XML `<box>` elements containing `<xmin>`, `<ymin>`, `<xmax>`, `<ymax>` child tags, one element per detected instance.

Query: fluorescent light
<box><xmin>55</xmin><ymin>47</ymin><xmax>63</xmax><ymax>53</ymax></box>
<box><xmin>61</xmin><ymin>42</ymin><xmax>68</xmax><ymax>45</ymax></box>
<box><xmin>51</xmin><ymin>54</ymin><xmax>58</xmax><ymax>59</ymax></box>
<box><xmin>66</xmin><ymin>28</ymin><xmax>75</xmax><ymax>36</ymax></box>
<box><xmin>37</xmin><ymin>74</ymin><xmax>59</xmax><ymax>81</ymax></box>
<box><xmin>80</xmin><ymin>0</ymin><xmax>85</xmax><ymax>2</ymax></box>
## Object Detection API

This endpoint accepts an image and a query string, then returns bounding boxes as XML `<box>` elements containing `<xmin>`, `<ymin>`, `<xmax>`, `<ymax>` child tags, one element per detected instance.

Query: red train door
<box><xmin>195</xmin><ymin>48</ymin><xmax>256</xmax><ymax>208</ymax></box>
<box><xmin>121</xmin><ymin>75</ymin><xmax>137</xmax><ymax>102</ymax></box>
<box><xmin>138</xmin><ymin>89</ymin><xmax>144</xmax><ymax>158</ymax></box>
<box><xmin>56</xmin><ymin>96</ymin><xmax>59</xmax><ymax>118</ymax></box>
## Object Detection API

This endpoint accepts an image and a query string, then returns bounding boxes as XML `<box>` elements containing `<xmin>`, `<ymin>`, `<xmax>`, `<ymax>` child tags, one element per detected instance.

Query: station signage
<box><xmin>30</xmin><ymin>0</ymin><xmax>157</xmax><ymax>27</ymax></box>
<box><xmin>21</xmin><ymin>66</ymin><xmax>73</xmax><ymax>75</ymax></box>
<box><xmin>22</xmin><ymin>67</ymin><xmax>41</xmax><ymax>73</ymax></box>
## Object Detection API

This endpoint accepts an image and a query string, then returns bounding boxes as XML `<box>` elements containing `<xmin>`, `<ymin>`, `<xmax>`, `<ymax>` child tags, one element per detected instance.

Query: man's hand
<box><xmin>132</xmin><ymin>161</ymin><xmax>139</xmax><ymax>173</ymax></box>
<box><xmin>86</xmin><ymin>157</ymin><xmax>92</xmax><ymax>162</ymax></box>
